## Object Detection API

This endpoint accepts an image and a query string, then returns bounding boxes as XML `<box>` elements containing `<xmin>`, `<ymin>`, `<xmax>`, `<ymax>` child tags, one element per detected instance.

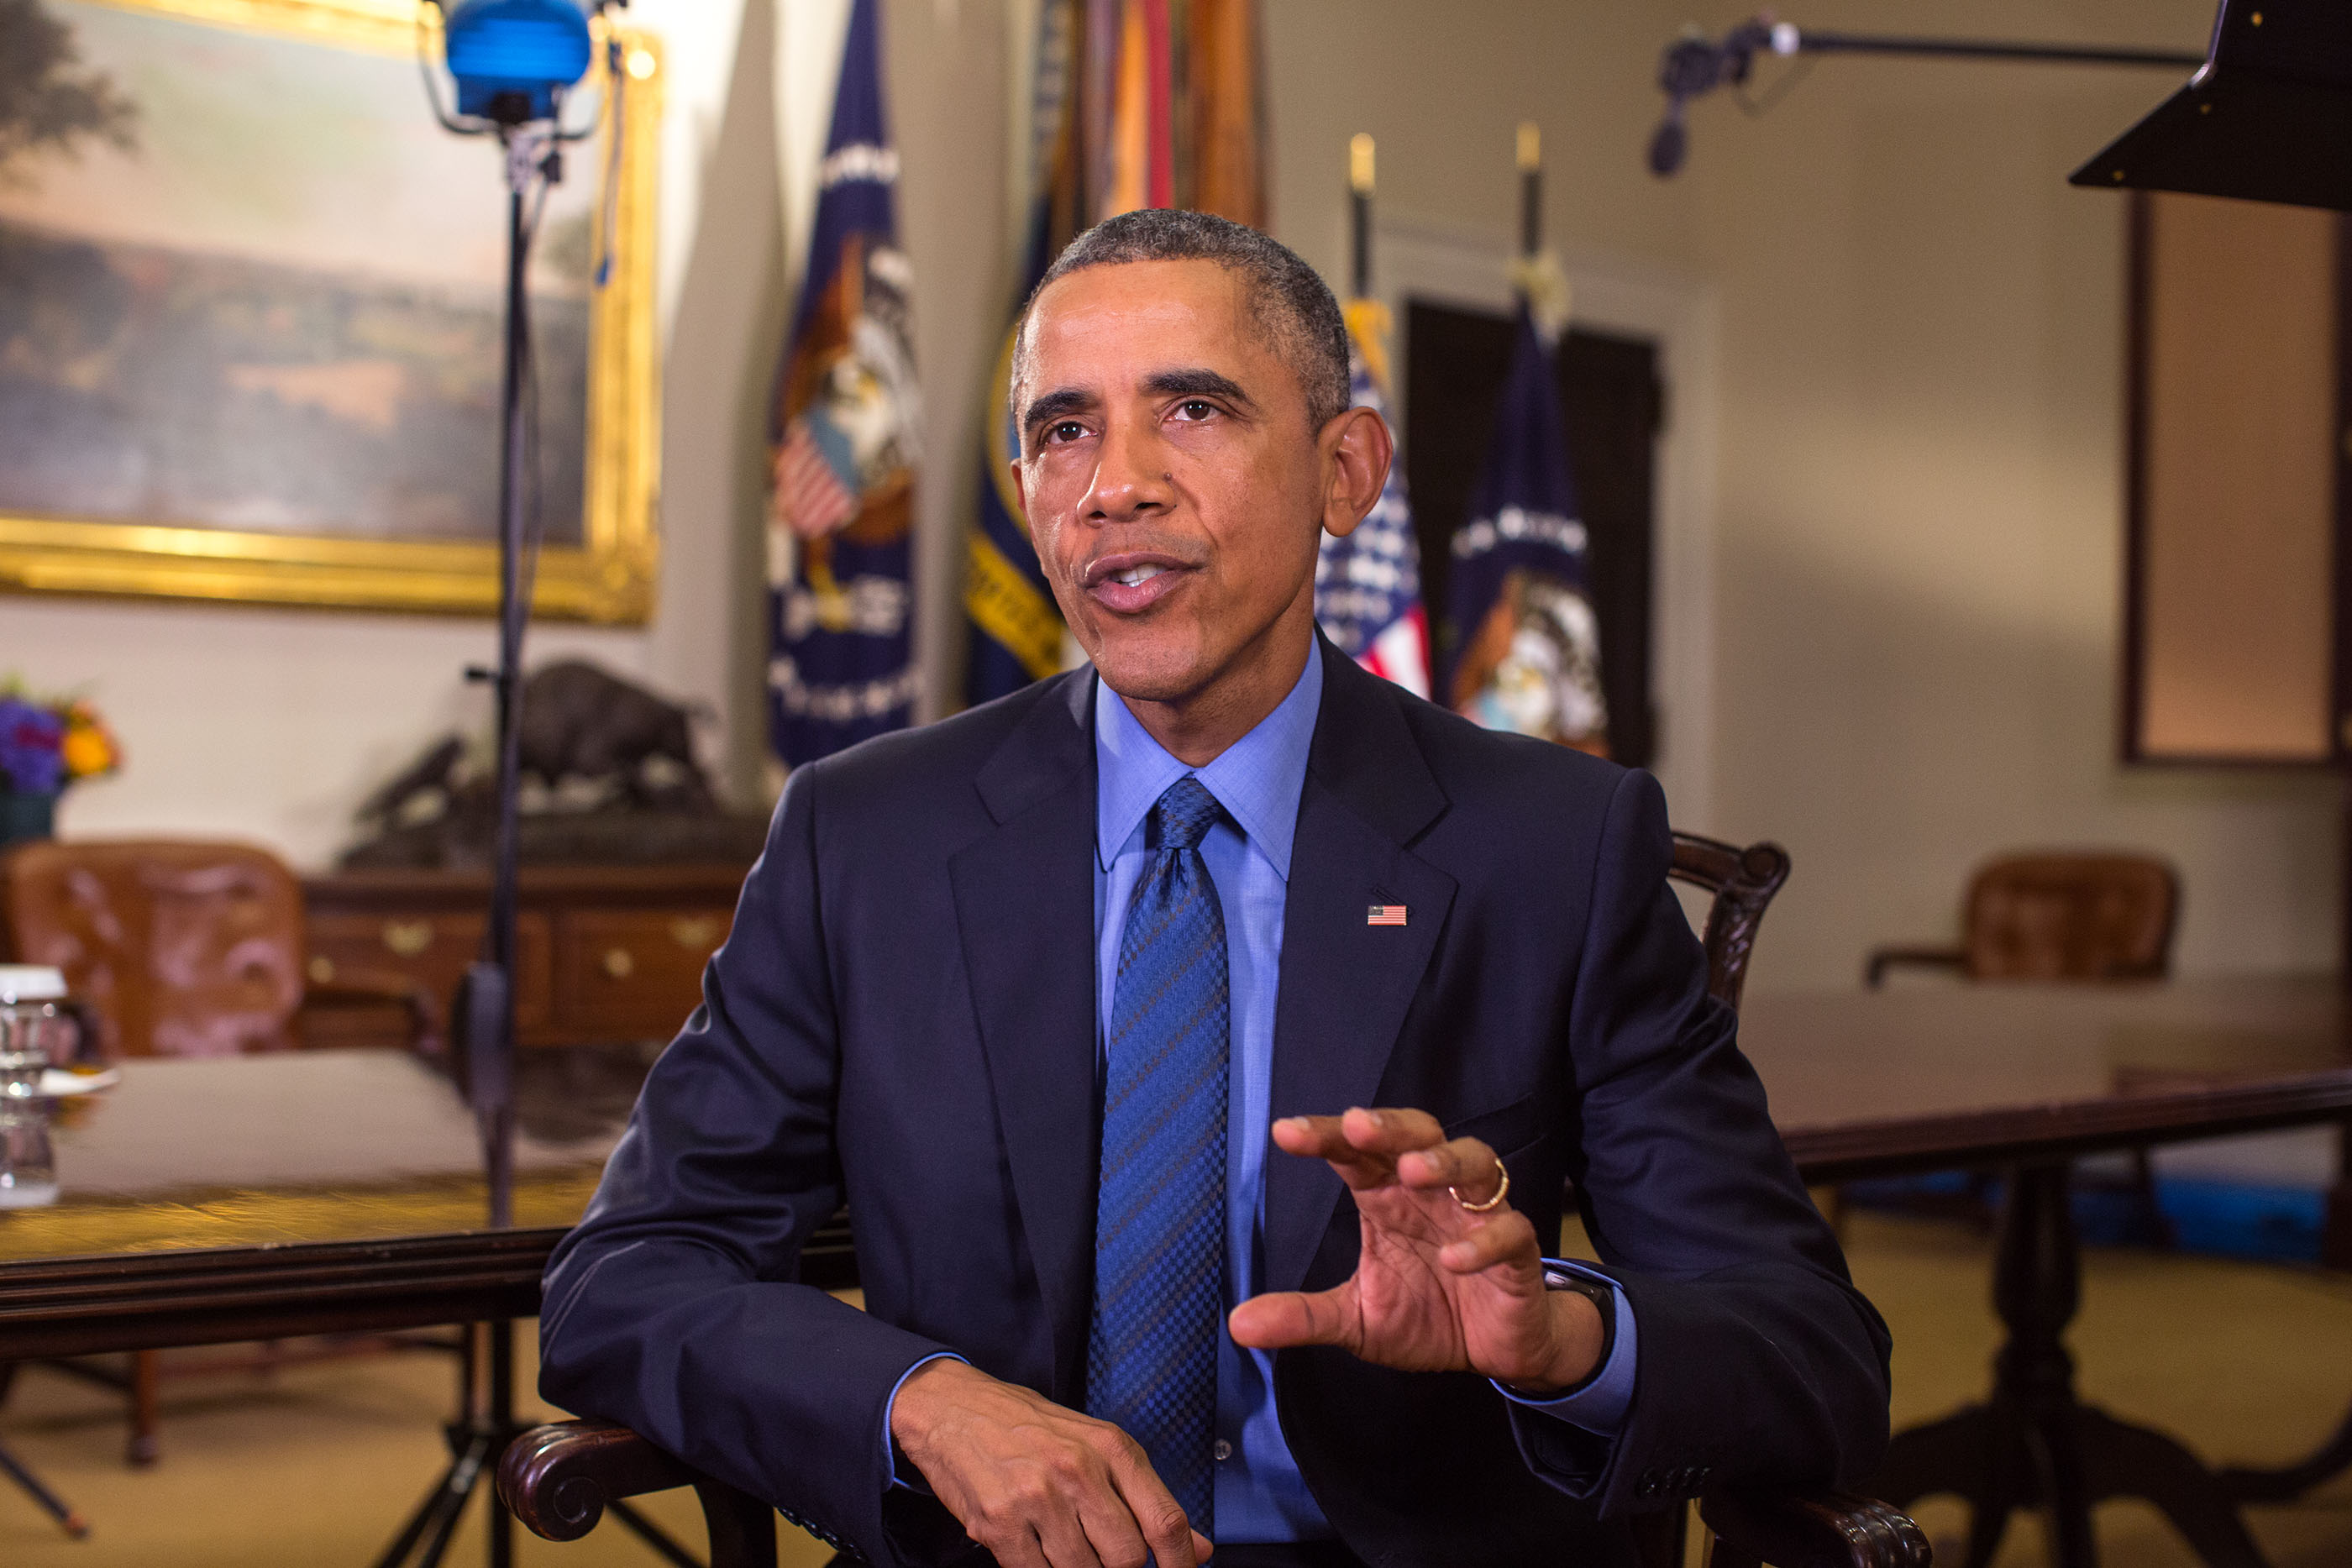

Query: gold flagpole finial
<box><xmin>1350</xmin><ymin>134</ymin><xmax>1376</xmax><ymax>195</ymax></box>
<box><xmin>1516</xmin><ymin>121</ymin><xmax>1541</xmax><ymax>172</ymax></box>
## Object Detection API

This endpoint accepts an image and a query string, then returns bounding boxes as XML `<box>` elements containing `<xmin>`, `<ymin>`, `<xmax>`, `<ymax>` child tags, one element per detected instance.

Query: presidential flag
<box><xmin>1445</xmin><ymin>304</ymin><xmax>1608</xmax><ymax>755</ymax></box>
<box><xmin>1315</xmin><ymin>299</ymin><xmax>1429</xmax><ymax>698</ymax></box>
<box><xmin>965</xmin><ymin>0</ymin><xmax>1269</xmax><ymax>707</ymax></box>
<box><xmin>768</xmin><ymin>0</ymin><xmax>920</xmax><ymax>766</ymax></box>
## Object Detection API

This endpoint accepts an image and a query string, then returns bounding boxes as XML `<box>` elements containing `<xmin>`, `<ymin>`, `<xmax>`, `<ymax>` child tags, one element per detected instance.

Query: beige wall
<box><xmin>1675</xmin><ymin>0</ymin><xmax>2336</xmax><ymax>985</ymax></box>
<box><xmin>4</xmin><ymin>0</ymin><xmax>2334</xmax><ymax>987</ymax></box>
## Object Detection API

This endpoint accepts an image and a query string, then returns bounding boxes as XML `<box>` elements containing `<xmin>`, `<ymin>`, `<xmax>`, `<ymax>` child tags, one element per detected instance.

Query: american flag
<box><xmin>1367</xmin><ymin>905</ymin><xmax>1408</xmax><ymax>927</ymax></box>
<box><xmin>772</xmin><ymin>425</ymin><xmax>859</xmax><ymax>539</ymax></box>
<box><xmin>1315</xmin><ymin>302</ymin><xmax>1430</xmax><ymax>699</ymax></box>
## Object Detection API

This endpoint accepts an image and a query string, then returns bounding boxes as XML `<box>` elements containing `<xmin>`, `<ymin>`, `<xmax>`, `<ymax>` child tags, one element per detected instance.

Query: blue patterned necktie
<box><xmin>1089</xmin><ymin>775</ymin><xmax>1228</xmax><ymax>1539</ymax></box>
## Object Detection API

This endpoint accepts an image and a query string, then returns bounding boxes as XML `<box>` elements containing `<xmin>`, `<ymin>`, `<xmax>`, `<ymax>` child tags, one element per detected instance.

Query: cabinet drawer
<box><xmin>555</xmin><ymin>908</ymin><xmax>731</xmax><ymax>1038</ymax></box>
<box><xmin>307</xmin><ymin>910</ymin><xmax>554</xmax><ymax>1030</ymax></box>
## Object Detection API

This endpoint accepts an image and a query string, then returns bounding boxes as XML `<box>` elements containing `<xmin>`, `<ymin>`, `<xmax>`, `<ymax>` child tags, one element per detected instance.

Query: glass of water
<box><xmin>0</xmin><ymin>967</ymin><xmax>71</xmax><ymax>1208</ymax></box>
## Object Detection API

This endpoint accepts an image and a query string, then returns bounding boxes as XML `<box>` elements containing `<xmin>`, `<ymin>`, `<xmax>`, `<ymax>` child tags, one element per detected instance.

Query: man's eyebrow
<box><xmin>1143</xmin><ymin>369</ymin><xmax>1256</xmax><ymax>409</ymax></box>
<box><xmin>1020</xmin><ymin>386</ymin><xmax>1095</xmax><ymax>439</ymax></box>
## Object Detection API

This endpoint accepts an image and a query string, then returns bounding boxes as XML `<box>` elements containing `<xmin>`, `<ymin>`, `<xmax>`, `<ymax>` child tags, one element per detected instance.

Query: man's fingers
<box><xmin>1270</xmin><ymin>1114</ymin><xmax>1394</xmax><ymax>1189</ymax></box>
<box><xmin>1394</xmin><ymin>1135</ymin><xmax>1504</xmax><ymax>1198</ymax></box>
<box><xmin>1099</xmin><ymin>1433</ymin><xmax>1200</xmax><ymax>1568</ymax></box>
<box><xmin>1338</xmin><ymin>1104</ymin><xmax>1447</xmax><ymax>1154</ymax></box>
<box><xmin>1437</xmin><ymin>1209</ymin><xmax>1542</xmax><ymax>1274</ymax></box>
<box><xmin>1228</xmin><ymin>1286</ymin><xmax>1357</xmax><ymax>1351</ymax></box>
<box><xmin>1273</xmin><ymin>1108</ymin><xmax>1459</xmax><ymax>1192</ymax></box>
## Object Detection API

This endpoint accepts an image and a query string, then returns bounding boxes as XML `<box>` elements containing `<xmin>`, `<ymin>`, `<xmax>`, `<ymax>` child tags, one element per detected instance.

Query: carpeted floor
<box><xmin>3</xmin><ymin>1213</ymin><xmax>2350</xmax><ymax>1565</ymax></box>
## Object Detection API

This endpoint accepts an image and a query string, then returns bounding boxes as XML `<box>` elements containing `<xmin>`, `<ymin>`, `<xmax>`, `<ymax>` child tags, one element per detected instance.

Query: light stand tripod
<box><xmin>372</xmin><ymin>110</ymin><xmax>546</xmax><ymax>1568</ymax></box>
<box><xmin>377</xmin><ymin>13</ymin><xmax>695</xmax><ymax>1560</ymax></box>
<box><xmin>0</xmin><ymin>1364</ymin><xmax>86</xmax><ymax>1541</ymax></box>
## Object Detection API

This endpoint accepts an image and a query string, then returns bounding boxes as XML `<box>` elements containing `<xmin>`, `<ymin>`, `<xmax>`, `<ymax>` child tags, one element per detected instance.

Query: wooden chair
<box><xmin>0</xmin><ymin>837</ymin><xmax>444</xmax><ymax>1465</ymax></box>
<box><xmin>1860</xmin><ymin>850</ymin><xmax>2181</xmax><ymax>1247</ymax></box>
<box><xmin>497</xmin><ymin>831</ymin><xmax>1929</xmax><ymax>1568</ymax></box>
<box><xmin>1864</xmin><ymin>851</ymin><xmax>2178</xmax><ymax>988</ymax></box>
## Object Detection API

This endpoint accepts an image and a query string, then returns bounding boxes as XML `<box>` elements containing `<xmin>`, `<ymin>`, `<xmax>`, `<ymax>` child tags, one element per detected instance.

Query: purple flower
<box><xmin>0</xmin><ymin>700</ymin><xmax>65</xmax><ymax>795</ymax></box>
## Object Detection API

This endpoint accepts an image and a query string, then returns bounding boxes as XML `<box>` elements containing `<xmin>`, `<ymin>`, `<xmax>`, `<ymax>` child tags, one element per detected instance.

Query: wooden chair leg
<box><xmin>127</xmin><ymin>1350</ymin><xmax>159</xmax><ymax>1467</ymax></box>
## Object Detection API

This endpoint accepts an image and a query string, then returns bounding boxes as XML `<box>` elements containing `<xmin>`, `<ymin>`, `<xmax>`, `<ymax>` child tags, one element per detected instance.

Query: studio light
<box><xmin>436</xmin><ymin>0</ymin><xmax>595</xmax><ymax>124</ymax></box>
<box><xmin>2071</xmin><ymin>0</ymin><xmax>2352</xmax><ymax>213</ymax></box>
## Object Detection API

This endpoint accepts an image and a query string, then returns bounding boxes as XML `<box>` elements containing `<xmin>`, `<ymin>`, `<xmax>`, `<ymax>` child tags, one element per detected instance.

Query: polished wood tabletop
<box><xmin>4</xmin><ymin>975</ymin><xmax>2350</xmax><ymax>1359</ymax></box>
<box><xmin>0</xmin><ymin>1046</ymin><xmax>643</xmax><ymax>1264</ymax></box>
<box><xmin>1740</xmin><ymin>975</ymin><xmax>2352</xmax><ymax>1182</ymax></box>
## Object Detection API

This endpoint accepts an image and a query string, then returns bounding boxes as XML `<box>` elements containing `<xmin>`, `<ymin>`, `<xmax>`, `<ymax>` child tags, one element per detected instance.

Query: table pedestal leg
<box><xmin>1869</xmin><ymin>1163</ymin><xmax>2269</xmax><ymax>1568</ymax></box>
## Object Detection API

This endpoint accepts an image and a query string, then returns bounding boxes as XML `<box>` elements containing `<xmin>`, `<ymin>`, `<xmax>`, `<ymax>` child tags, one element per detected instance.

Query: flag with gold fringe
<box><xmin>964</xmin><ymin>0</ymin><xmax>1269</xmax><ymax>707</ymax></box>
<box><xmin>768</xmin><ymin>0</ymin><xmax>920</xmax><ymax>765</ymax></box>
<box><xmin>1315</xmin><ymin>300</ymin><xmax>1429</xmax><ymax>696</ymax></box>
<box><xmin>1446</xmin><ymin>298</ymin><xmax>1608</xmax><ymax>755</ymax></box>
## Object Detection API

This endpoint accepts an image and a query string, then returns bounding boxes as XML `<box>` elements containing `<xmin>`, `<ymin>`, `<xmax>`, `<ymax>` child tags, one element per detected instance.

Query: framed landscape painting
<box><xmin>0</xmin><ymin>0</ymin><xmax>661</xmax><ymax>621</ymax></box>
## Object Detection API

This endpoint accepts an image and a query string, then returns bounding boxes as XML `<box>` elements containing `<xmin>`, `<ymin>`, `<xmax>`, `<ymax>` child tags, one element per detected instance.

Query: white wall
<box><xmin>8</xmin><ymin>0</ymin><xmax>2335</xmax><ymax>989</ymax></box>
<box><xmin>1677</xmin><ymin>0</ymin><xmax>2337</xmax><ymax>985</ymax></box>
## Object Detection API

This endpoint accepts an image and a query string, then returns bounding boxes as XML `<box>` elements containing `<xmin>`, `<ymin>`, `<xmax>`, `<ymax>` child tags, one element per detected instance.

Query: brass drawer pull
<box><xmin>601</xmin><ymin>948</ymin><xmax>635</xmax><ymax>979</ymax></box>
<box><xmin>382</xmin><ymin>920</ymin><xmax>433</xmax><ymax>957</ymax></box>
<box><xmin>307</xmin><ymin>956</ymin><xmax>337</xmax><ymax>983</ymax></box>
<box><xmin>669</xmin><ymin>916</ymin><xmax>720</xmax><ymax>950</ymax></box>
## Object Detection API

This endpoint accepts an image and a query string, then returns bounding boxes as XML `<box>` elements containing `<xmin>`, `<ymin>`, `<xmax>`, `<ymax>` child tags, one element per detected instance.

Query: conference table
<box><xmin>4</xmin><ymin>978</ymin><xmax>2352</xmax><ymax>1566</ymax></box>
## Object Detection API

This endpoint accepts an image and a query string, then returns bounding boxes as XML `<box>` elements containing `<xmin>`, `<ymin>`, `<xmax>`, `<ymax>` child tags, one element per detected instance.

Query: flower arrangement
<box><xmin>0</xmin><ymin>688</ymin><xmax>121</xmax><ymax>798</ymax></box>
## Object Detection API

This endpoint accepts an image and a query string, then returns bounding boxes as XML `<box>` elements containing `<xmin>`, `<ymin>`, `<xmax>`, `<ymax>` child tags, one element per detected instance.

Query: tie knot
<box><xmin>1150</xmin><ymin>776</ymin><xmax>1221</xmax><ymax>852</ymax></box>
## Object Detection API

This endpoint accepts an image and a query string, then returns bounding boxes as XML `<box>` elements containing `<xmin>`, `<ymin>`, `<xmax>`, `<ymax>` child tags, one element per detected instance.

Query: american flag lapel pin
<box><xmin>1367</xmin><ymin>904</ymin><xmax>1407</xmax><ymax>927</ymax></box>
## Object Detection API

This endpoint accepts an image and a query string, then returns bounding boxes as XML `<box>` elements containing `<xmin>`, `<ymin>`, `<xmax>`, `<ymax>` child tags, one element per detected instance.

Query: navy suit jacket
<box><xmin>538</xmin><ymin>638</ymin><xmax>1891</xmax><ymax>1568</ymax></box>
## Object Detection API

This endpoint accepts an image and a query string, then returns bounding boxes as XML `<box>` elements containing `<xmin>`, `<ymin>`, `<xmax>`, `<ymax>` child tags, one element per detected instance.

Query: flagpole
<box><xmin>1517</xmin><ymin>120</ymin><xmax>1541</xmax><ymax>260</ymax></box>
<box><xmin>1349</xmin><ymin>133</ymin><xmax>1374</xmax><ymax>297</ymax></box>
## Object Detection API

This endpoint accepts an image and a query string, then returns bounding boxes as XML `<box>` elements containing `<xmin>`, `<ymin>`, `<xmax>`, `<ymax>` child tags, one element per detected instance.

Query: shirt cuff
<box><xmin>1492</xmin><ymin>1259</ymin><xmax>1637</xmax><ymax>1436</ymax></box>
<box><xmin>883</xmin><ymin>1351</ymin><xmax>969</xmax><ymax>1491</ymax></box>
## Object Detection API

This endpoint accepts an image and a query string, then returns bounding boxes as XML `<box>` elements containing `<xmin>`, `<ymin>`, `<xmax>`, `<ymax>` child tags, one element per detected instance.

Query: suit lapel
<box><xmin>1264</xmin><ymin>644</ymin><xmax>1457</xmax><ymax>1295</ymax></box>
<box><xmin>948</xmin><ymin>673</ymin><xmax>1100</xmax><ymax>1400</ymax></box>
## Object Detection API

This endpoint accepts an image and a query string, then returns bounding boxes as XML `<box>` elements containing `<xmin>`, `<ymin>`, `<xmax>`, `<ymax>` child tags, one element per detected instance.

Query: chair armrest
<box><xmin>1862</xmin><ymin>946</ymin><xmax>1966</xmax><ymax>989</ymax></box>
<box><xmin>499</xmin><ymin>1420</ymin><xmax>783</xmax><ymax>1566</ymax></box>
<box><xmin>499</xmin><ymin>1420</ymin><xmax>696</xmax><ymax>1542</ymax></box>
<box><xmin>1698</xmin><ymin>1489</ymin><xmax>1932</xmax><ymax>1568</ymax></box>
<box><xmin>300</xmin><ymin>968</ymin><xmax>444</xmax><ymax>1055</ymax></box>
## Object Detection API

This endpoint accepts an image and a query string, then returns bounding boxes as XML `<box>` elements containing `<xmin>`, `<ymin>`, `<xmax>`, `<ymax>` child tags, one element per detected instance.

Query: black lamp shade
<box><xmin>2071</xmin><ymin>0</ymin><xmax>2352</xmax><ymax>212</ymax></box>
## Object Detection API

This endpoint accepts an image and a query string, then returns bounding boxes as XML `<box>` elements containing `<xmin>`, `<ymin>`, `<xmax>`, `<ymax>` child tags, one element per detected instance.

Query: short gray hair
<box><xmin>1011</xmin><ymin>209</ymin><xmax>1352</xmax><ymax>433</ymax></box>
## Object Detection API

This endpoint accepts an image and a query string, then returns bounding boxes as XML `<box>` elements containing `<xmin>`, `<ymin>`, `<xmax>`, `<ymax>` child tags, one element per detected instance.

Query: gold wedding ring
<box><xmin>1449</xmin><ymin>1156</ymin><xmax>1510</xmax><ymax>1214</ymax></box>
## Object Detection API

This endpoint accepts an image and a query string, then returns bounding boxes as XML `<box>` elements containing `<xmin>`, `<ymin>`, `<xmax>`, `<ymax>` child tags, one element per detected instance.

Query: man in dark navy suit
<box><xmin>539</xmin><ymin>211</ymin><xmax>1889</xmax><ymax>1568</ymax></box>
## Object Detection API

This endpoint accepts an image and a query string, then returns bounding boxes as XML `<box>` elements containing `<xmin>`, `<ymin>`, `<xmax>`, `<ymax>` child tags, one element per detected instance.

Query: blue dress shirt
<box><xmin>887</xmin><ymin>648</ymin><xmax>1637</xmax><ymax>1539</ymax></box>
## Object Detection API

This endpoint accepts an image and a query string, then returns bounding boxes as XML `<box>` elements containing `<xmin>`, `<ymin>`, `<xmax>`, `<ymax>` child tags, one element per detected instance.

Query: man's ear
<box><xmin>1009</xmin><ymin>456</ymin><xmax>1029</xmax><ymax>521</ymax></box>
<box><xmin>1320</xmin><ymin>406</ymin><xmax>1394</xmax><ymax>541</ymax></box>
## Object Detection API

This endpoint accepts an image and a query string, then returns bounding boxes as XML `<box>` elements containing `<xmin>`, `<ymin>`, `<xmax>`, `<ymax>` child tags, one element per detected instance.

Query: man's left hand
<box><xmin>1227</xmin><ymin>1107</ymin><xmax>1605</xmax><ymax>1395</ymax></box>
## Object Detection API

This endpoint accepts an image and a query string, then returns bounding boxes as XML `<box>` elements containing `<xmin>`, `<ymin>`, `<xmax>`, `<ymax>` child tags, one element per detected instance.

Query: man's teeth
<box><xmin>1110</xmin><ymin>565</ymin><xmax>1167</xmax><ymax>587</ymax></box>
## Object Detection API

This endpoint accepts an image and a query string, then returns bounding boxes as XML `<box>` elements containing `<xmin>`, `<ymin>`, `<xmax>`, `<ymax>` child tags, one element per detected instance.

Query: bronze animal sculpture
<box><xmin>344</xmin><ymin>662</ymin><xmax>755</xmax><ymax>870</ymax></box>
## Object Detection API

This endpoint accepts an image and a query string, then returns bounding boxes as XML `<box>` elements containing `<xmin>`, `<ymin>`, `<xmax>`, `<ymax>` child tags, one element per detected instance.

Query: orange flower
<box><xmin>60</xmin><ymin>716</ymin><xmax>118</xmax><ymax>780</ymax></box>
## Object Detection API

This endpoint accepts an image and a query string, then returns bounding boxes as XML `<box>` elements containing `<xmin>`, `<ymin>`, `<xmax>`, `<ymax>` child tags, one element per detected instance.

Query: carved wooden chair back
<box><xmin>0</xmin><ymin>839</ymin><xmax>307</xmax><ymax>1059</ymax></box>
<box><xmin>1668</xmin><ymin>831</ymin><xmax>1793</xmax><ymax>1011</ymax></box>
<box><xmin>1962</xmin><ymin>852</ymin><xmax>2177</xmax><ymax>981</ymax></box>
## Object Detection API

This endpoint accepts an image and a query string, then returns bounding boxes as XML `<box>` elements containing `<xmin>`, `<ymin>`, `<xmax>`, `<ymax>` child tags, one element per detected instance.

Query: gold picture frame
<box><xmin>0</xmin><ymin>0</ymin><xmax>662</xmax><ymax>621</ymax></box>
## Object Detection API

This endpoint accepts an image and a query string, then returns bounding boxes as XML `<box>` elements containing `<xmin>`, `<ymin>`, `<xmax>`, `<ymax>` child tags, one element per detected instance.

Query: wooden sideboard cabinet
<box><xmin>302</xmin><ymin>863</ymin><xmax>750</xmax><ymax>1050</ymax></box>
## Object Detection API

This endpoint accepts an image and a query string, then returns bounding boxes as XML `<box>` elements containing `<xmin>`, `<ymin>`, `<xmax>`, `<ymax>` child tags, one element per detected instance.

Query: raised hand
<box><xmin>1226</xmin><ymin>1106</ymin><xmax>1605</xmax><ymax>1393</ymax></box>
<box><xmin>889</xmin><ymin>1357</ymin><xmax>1215</xmax><ymax>1568</ymax></box>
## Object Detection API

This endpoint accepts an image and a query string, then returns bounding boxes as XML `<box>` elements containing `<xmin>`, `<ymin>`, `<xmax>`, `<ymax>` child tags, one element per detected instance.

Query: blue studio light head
<box><xmin>441</xmin><ymin>0</ymin><xmax>595</xmax><ymax>124</ymax></box>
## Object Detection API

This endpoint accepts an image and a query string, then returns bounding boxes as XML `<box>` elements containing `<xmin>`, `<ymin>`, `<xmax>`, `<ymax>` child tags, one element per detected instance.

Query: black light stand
<box><xmin>1648</xmin><ymin>18</ymin><xmax>2207</xmax><ymax>177</ymax></box>
<box><xmin>371</xmin><ymin>107</ymin><xmax>543</xmax><ymax>1568</ymax></box>
<box><xmin>378</xmin><ymin>22</ymin><xmax>700</xmax><ymax>1562</ymax></box>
